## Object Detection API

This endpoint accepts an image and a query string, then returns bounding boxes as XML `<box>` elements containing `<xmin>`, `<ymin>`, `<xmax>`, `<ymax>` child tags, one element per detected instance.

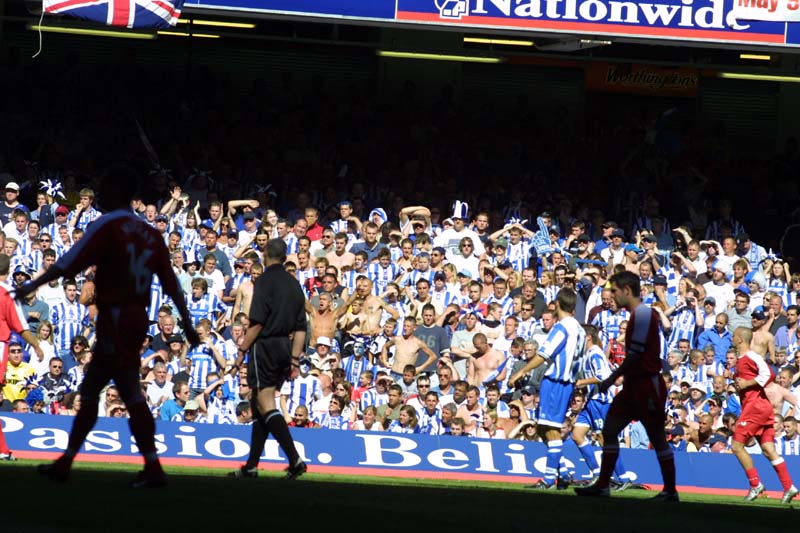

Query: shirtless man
<box><xmin>456</xmin><ymin>385</ymin><xmax>485</xmax><ymax>435</ymax></box>
<box><xmin>688</xmin><ymin>413</ymin><xmax>714</xmax><ymax>450</ymax></box>
<box><xmin>750</xmin><ymin>307</ymin><xmax>795</xmax><ymax>413</ymax></box>
<box><xmin>232</xmin><ymin>262</ymin><xmax>263</xmax><ymax>316</ymax></box>
<box><xmin>339</xmin><ymin>297</ymin><xmax>366</xmax><ymax>336</ymax></box>
<box><xmin>466</xmin><ymin>333</ymin><xmax>507</xmax><ymax>387</ymax></box>
<box><xmin>326</xmin><ymin>232</ymin><xmax>355</xmax><ymax>271</ymax></box>
<box><xmin>380</xmin><ymin>316</ymin><xmax>438</xmax><ymax>379</ymax></box>
<box><xmin>354</xmin><ymin>276</ymin><xmax>398</xmax><ymax>336</ymax></box>
<box><xmin>750</xmin><ymin>306</ymin><xmax>776</xmax><ymax>362</ymax></box>
<box><xmin>305</xmin><ymin>291</ymin><xmax>350</xmax><ymax>347</ymax></box>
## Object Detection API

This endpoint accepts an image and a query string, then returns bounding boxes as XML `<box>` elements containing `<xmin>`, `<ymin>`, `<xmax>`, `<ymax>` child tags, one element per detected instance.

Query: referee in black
<box><xmin>231</xmin><ymin>238</ymin><xmax>307</xmax><ymax>479</ymax></box>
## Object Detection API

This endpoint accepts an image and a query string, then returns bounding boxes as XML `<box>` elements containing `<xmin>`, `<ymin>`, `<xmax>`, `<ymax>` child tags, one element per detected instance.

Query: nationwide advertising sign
<box><xmin>183</xmin><ymin>0</ymin><xmax>800</xmax><ymax>48</ymax></box>
<box><xmin>4</xmin><ymin>413</ymin><xmax>800</xmax><ymax>496</ymax></box>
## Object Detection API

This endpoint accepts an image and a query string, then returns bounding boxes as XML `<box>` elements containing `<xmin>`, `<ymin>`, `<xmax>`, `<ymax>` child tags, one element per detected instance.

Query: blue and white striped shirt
<box><xmin>360</xmin><ymin>388</ymin><xmax>389</xmax><ymax>412</ymax></box>
<box><xmin>279</xmin><ymin>374</ymin><xmax>321</xmax><ymax>416</ymax></box>
<box><xmin>51</xmin><ymin>299</ymin><xmax>89</xmax><ymax>351</ymax></box>
<box><xmin>582</xmin><ymin>345</ymin><xmax>614</xmax><ymax>403</ymax></box>
<box><xmin>592</xmin><ymin>309</ymin><xmax>630</xmax><ymax>349</ymax></box>
<box><xmin>668</xmin><ymin>307</ymin><xmax>697</xmax><ymax>349</ymax></box>
<box><xmin>187</xmin><ymin>293</ymin><xmax>227</xmax><ymax>326</ymax></box>
<box><xmin>404</xmin><ymin>268</ymin><xmax>435</xmax><ymax>288</ymax></box>
<box><xmin>367</xmin><ymin>263</ymin><xmax>403</xmax><ymax>295</ymax></box>
<box><xmin>187</xmin><ymin>345</ymin><xmax>219</xmax><ymax>389</ymax></box>
<box><xmin>147</xmin><ymin>276</ymin><xmax>165</xmax><ymax>323</ymax></box>
<box><xmin>341</xmin><ymin>356</ymin><xmax>373</xmax><ymax>386</ymax></box>
<box><xmin>539</xmin><ymin>316</ymin><xmax>585</xmax><ymax>383</ymax></box>
<box><xmin>315</xmin><ymin>413</ymin><xmax>350</xmax><ymax>430</ymax></box>
<box><xmin>417</xmin><ymin>407</ymin><xmax>443</xmax><ymax>435</ymax></box>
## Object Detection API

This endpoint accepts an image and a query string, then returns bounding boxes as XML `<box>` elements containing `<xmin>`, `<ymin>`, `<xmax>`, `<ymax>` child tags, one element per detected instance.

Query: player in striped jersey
<box><xmin>777</xmin><ymin>417</ymin><xmax>800</xmax><ymax>456</ymax></box>
<box><xmin>50</xmin><ymin>279</ymin><xmax>89</xmax><ymax>364</ymax></box>
<box><xmin>186</xmin><ymin>320</ymin><xmax>227</xmax><ymax>392</ymax></box>
<box><xmin>187</xmin><ymin>278</ymin><xmax>227</xmax><ymax>329</ymax></box>
<box><xmin>508</xmin><ymin>288</ymin><xmax>585</xmax><ymax>489</ymax></box>
<box><xmin>279</xmin><ymin>357</ymin><xmax>321</xmax><ymax>421</ymax></box>
<box><xmin>573</xmin><ymin>325</ymin><xmax>632</xmax><ymax>488</ymax></box>
<box><xmin>367</xmin><ymin>249</ymin><xmax>403</xmax><ymax>296</ymax></box>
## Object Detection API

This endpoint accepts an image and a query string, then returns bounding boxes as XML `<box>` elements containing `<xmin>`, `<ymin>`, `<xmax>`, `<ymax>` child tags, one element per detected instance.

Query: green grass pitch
<box><xmin>3</xmin><ymin>460</ymin><xmax>793</xmax><ymax>533</ymax></box>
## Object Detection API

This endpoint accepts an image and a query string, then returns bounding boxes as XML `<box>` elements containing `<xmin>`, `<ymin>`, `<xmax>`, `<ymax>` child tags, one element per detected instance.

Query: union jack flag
<box><xmin>43</xmin><ymin>0</ymin><xmax>183</xmax><ymax>28</ymax></box>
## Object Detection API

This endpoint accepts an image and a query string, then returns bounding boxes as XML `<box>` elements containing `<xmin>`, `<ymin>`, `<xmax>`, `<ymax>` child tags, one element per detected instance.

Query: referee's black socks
<box><xmin>263</xmin><ymin>409</ymin><xmax>301</xmax><ymax>466</ymax></box>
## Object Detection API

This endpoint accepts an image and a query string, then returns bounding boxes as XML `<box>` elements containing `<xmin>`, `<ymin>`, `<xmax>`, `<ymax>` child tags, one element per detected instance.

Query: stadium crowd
<box><xmin>2</xmin><ymin>62</ymin><xmax>800</xmax><ymax>466</ymax></box>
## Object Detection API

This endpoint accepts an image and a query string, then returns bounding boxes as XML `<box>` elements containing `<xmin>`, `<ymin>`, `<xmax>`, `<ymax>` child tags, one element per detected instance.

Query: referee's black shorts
<box><xmin>248</xmin><ymin>336</ymin><xmax>292</xmax><ymax>390</ymax></box>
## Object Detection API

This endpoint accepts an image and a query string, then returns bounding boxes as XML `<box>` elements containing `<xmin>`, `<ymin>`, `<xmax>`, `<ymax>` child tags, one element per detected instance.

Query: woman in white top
<box><xmin>351</xmin><ymin>405</ymin><xmax>382</xmax><ymax>431</ymax></box>
<box><xmin>28</xmin><ymin>320</ymin><xmax>56</xmax><ymax>377</ymax></box>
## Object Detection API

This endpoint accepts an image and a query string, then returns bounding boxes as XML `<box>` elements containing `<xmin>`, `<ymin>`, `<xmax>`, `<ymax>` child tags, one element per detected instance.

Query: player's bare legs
<box><xmin>732</xmin><ymin>438</ymin><xmax>798</xmax><ymax>503</ymax></box>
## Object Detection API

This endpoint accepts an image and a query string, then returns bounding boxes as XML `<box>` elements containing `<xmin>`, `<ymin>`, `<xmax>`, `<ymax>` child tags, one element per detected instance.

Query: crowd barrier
<box><xmin>3</xmin><ymin>413</ymin><xmax>796</xmax><ymax>496</ymax></box>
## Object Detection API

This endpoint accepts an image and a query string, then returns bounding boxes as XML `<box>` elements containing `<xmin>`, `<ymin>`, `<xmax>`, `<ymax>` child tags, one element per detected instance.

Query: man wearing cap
<box><xmin>237</xmin><ymin>212</ymin><xmax>260</xmax><ymax>246</ymax></box>
<box><xmin>750</xmin><ymin>305</ymin><xmax>776</xmax><ymax>363</ymax></box>
<box><xmin>593</xmin><ymin>221</ymin><xmax>618</xmax><ymax>255</ymax></box>
<box><xmin>668</xmin><ymin>425</ymin><xmax>688</xmax><ymax>452</ymax></box>
<box><xmin>434</xmin><ymin>201</ymin><xmax>485</xmax><ymax>258</ymax></box>
<box><xmin>430</xmin><ymin>270</ymin><xmax>457</xmax><ymax>315</ymax></box>
<box><xmin>0</xmin><ymin>181</ymin><xmax>28</xmax><ymax>226</ymax></box>
<box><xmin>703</xmin><ymin>260</ymin><xmax>735</xmax><ymax>316</ymax></box>
<box><xmin>44</xmin><ymin>204</ymin><xmax>71</xmax><ymax>243</ymax></box>
<box><xmin>599</xmin><ymin>227</ymin><xmax>625</xmax><ymax>265</ymax></box>
<box><xmin>727</xmin><ymin>288</ymin><xmax>752</xmax><ymax>334</ymax></box>
<box><xmin>738</xmin><ymin>233</ymin><xmax>767</xmax><ymax>272</ymax></box>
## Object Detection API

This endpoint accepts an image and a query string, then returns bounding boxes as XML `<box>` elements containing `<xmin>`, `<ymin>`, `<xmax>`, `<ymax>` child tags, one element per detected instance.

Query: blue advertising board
<box><xmin>3</xmin><ymin>413</ymin><xmax>799</xmax><ymax>496</ymax></box>
<box><xmin>182</xmin><ymin>0</ymin><xmax>800</xmax><ymax>48</ymax></box>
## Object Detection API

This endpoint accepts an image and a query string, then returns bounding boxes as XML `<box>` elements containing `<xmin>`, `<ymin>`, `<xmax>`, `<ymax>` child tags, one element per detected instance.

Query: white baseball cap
<box><xmin>316</xmin><ymin>336</ymin><xmax>332</xmax><ymax>347</ymax></box>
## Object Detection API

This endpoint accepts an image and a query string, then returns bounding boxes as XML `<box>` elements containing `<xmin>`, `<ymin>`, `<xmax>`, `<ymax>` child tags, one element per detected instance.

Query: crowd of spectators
<box><xmin>2</xmin><ymin>61</ymin><xmax>800</xmax><ymax>460</ymax></box>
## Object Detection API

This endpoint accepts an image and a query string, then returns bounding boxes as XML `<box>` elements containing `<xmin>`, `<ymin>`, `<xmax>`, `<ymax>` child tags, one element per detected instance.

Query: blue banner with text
<box><xmin>4</xmin><ymin>413</ymin><xmax>800</xmax><ymax>494</ymax></box>
<box><xmin>182</xmin><ymin>0</ymin><xmax>800</xmax><ymax>48</ymax></box>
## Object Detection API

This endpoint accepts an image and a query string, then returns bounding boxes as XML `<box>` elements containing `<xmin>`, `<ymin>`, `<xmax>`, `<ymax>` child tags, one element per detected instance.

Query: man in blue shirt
<box><xmin>695</xmin><ymin>313</ymin><xmax>732</xmax><ymax>365</ymax></box>
<box><xmin>349</xmin><ymin>222</ymin><xmax>387</xmax><ymax>263</ymax></box>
